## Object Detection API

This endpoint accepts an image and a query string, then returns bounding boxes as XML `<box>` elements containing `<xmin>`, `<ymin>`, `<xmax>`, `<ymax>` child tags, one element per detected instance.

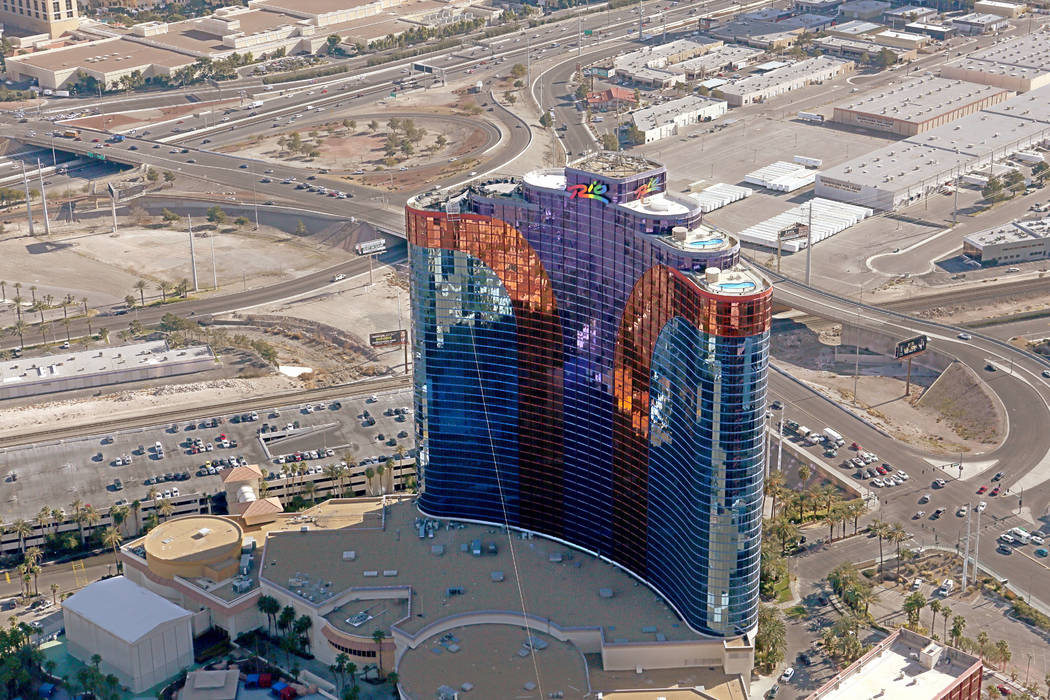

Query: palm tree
<box><xmin>110</xmin><ymin>504</ymin><xmax>129</xmax><ymax>535</ymax></box>
<box><xmin>102</xmin><ymin>527</ymin><xmax>122</xmax><ymax>571</ymax></box>
<box><xmin>889</xmin><ymin>522</ymin><xmax>909</xmax><ymax>581</ymax></box>
<box><xmin>976</xmin><ymin>631</ymin><xmax>990</xmax><ymax>661</ymax></box>
<box><xmin>302</xmin><ymin>481</ymin><xmax>317</xmax><ymax>504</ymax></box>
<box><xmin>347</xmin><ymin>662</ymin><xmax>358</xmax><ymax>689</ymax></box>
<box><xmin>847</xmin><ymin>499</ymin><xmax>868</xmax><ymax>535</ymax></box>
<box><xmin>951</xmin><ymin>614</ymin><xmax>966</xmax><ymax>647</ymax></box>
<box><xmin>70</xmin><ymin>497</ymin><xmax>84</xmax><ymax>544</ymax></box>
<box><xmin>134</xmin><ymin>279</ymin><xmax>148</xmax><ymax>307</ymax></box>
<box><xmin>36</xmin><ymin>506</ymin><xmax>52</xmax><ymax>537</ymax></box>
<box><xmin>130</xmin><ymin>500</ymin><xmax>142</xmax><ymax>534</ymax></box>
<box><xmin>11</xmin><ymin>293</ymin><xmax>23</xmax><ymax>321</ymax></box>
<box><xmin>83</xmin><ymin>505</ymin><xmax>101</xmax><ymax>542</ymax></box>
<box><xmin>385</xmin><ymin>671</ymin><xmax>399</xmax><ymax>693</ymax></box>
<box><xmin>903</xmin><ymin>591</ymin><xmax>926</xmax><ymax>628</ymax></box>
<box><xmin>928</xmin><ymin>599</ymin><xmax>942</xmax><ymax>635</ymax></box>
<box><xmin>158</xmin><ymin>499</ymin><xmax>174</xmax><ymax>521</ymax></box>
<box><xmin>13</xmin><ymin>519</ymin><xmax>32</xmax><ymax>555</ymax></box>
<box><xmin>798</xmin><ymin>463</ymin><xmax>811</xmax><ymax>487</ymax></box>
<box><xmin>157</xmin><ymin>280</ymin><xmax>171</xmax><ymax>301</ymax></box>
<box><xmin>941</xmin><ymin>604</ymin><xmax>952</xmax><ymax>640</ymax></box>
<box><xmin>50</xmin><ymin>582</ymin><xmax>60</xmax><ymax>605</ymax></box>
<box><xmin>994</xmin><ymin>639</ymin><xmax>1011</xmax><ymax>669</ymax></box>
<box><xmin>765</xmin><ymin>470</ymin><xmax>785</xmax><ymax>519</ymax></box>
<box><xmin>0</xmin><ymin>280</ymin><xmax>6</xmax><ymax>301</ymax></box>
<box><xmin>98</xmin><ymin>327</ymin><xmax>109</xmax><ymax>344</ymax></box>
<box><xmin>257</xmin><ymin>594</ymin><xmax>280</xmax><ymax>636</ymax></box>
<box><xmin>871</xmin><ymin>520</ymin><xmax>888</xmax><ymax>572</ymax></box>
<box><xmin>9</xmin><ymin>319</ymin><xmax>27</xmax><ymax>349</ymax></box>
<box><xmin>39</xmin><ymin>321</ymin><xmax>50</xmax><ymax>345</ymax></box>
<box><xmin>26</xmin><ymin>546</ymin><xmax>42</xmax><ymax>595</ymax></box>
<box><xmin>365</xmin><ymin>467</ymin><xmax>376</xmax><ymax>496</ymax></box>
<box><xmin>277</xmin><ymin>606</ymin><xmax>296</xmax><ymax>664</ymax></box>
<box><xmin>823</xmin><ymin>508</ymin><xmax>838</xmax><ymax>542</ymax></box>
<box><xmin>146</xmin><ymin>486</ymin><xmax>159</xmax><ymax>503</ymax></box>
<box><xmin>372</xmin><ymin>629</ymin><xmax>386</xmax><ymax>679</ymax></box>
<box><xmin>81</xmin><ymin>296</ymin><xmax>89</xmax><ymax>315</ymax></box>
<box><xmin>29</xmin><ymin>284</ymin><xmax>36</xmax><ymax>304</ymax></box>
<box><xmin>293</xmin><ymin>614</ymin><xmax>312</xmax><ymax>652</ymax></box>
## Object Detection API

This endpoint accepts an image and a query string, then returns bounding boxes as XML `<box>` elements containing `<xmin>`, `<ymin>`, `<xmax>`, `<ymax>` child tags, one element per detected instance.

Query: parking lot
<box><xmin>0</xmin><ymin>388</ymin><xmax>412</xmax><ymax>521</ymax></box>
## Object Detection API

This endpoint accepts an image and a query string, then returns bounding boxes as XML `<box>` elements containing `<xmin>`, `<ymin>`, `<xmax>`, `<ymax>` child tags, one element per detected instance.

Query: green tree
<box><xmin>877</xmin><ymin>48</ymin><xmax>897</xmax><ymax>68</ymax></box>
<box><xmin>510</xmin><ymin>63</ymin><xmax>527</xmax><ymax>79</ymax></box>
<box><xmin>296</xmin><ymin>220</ymin><xmax>307</xmax><ymax>235</ymax></box>
<box><xmin>134</xmin><ymin>279</ymin><xmax>148</xmax><ymax>307</ymax></box>
<box><xmin>206</xmin><ymin>206</ymin><xmax>227</xmax><ymax>225</ymax></box>
<box><xmin>574</xmin><ymin>84</ymin><xmax>588</xmax><ymax>102</ymax></box>
<box><xmin>257</xmin><ymin>594</ymin><xmax>280</xmax><ymax>637</ymax></box>
<box><xmin>950</xmin><ymin>614</ymin><xmax>966</xmax><ymax>647</ymax></box>
<box><xmin>755</xmin><ymin>605</ymin><xmax>786</xmax><ymax>670</ymax></box>
<box><xmin>599</xmin><ymin>132</ymin><xmax>618</xmax><ymax>150</ymax></box>
<box><xmin>368</xmin><ymin>120</ymin><xmax>379</xmax><ymax>133</ymax></box>
<box><xmin>372</xmin><ymin>629</ymin><xmax>386</xmax><ymax>679</ymax></box>
<box><xmin>163</xmin><ymin>170</ymin><xmax>176</xmax><ymax>183</ymax></box>
<box><xmin>326</xmin><ymin>35</ymin><xmax>342</xmax><ymax>54</ymax></box>
<box><xmin>161</xmin><ymin>208</ymin><xmax>180</xmax><ymax>223</ymax></box>
<box><xmin>234</xmin><ymin>216</ymin><xmax>250</xmax><ymax>227</ymax></box>
<box><xmin>903</xmin><ymin>591</ymin><xmax>926</xmax><ymax>628</ymax></box>
<box><xmin>146</xmin><ymin>168</ymin><xmax>159</xmax><ymax>182</ymax></box>
<box><xmin>539</xmin><ymin>112</ymin><xmax>553</xmax><ymax>128</ymax></box>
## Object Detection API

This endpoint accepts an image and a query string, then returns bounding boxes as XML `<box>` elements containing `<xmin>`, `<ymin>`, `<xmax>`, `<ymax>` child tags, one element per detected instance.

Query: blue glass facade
<box><xmin>406</xmin><ymin>155</ymin><xmax>772</xmax><ymax>637</ymax></box>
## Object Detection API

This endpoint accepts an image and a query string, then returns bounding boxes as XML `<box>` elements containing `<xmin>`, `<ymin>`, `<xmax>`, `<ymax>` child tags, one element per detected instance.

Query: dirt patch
<box><xmin>65</xmin><ymin>99</ymin><xmax>242</xmax><ymax>132</ymax></box>
<box><xmin>217</xmin><ymin>116</ymin><xmax>486</xmax><ymax>174</ymax></box>
<box><xmin>917</xmin><ymin>361</ymin><xmax>1004</xmax><ymax>446</ymax></box>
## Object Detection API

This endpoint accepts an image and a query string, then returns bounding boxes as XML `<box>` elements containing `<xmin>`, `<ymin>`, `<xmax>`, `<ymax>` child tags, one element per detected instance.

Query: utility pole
<box><xmin>187</xmin><ymin>215</ymin><xmax>199</xmax><ymax>292</ymax></box>
<box><xmin>638</xmin><ymin>0</ymin><xmax>643</xmax><ymax>39</ymax></box>
<box><xmin>108</xmin><ymin>182</ymin><xmax>118</xmax><ymax>235</ymax></box>
<box><xmin>805</xmin><ymin>200</ymin><xmax>813</xmax><ymax>286</ymax></box>
<box><xmin>36</xmin><ymin>159</ymin><xmax>50</xmax><ymax>237</ymax></box>
<box><xmin>853</xmin><ymin>287</ymin><xmax>861</xmax><ymax>406</ymax></box>
<box><xmin>20</xmin><ymin>161</ymin><xmax>34</xmax><ymax>236</ymax></box>
<box><xmin>578</xmin><ymin>15</ymin><xmax>582</xmax><ymax>59</ymax></box>
<box><xmin>961</xmin><ymin>505</ymin><xmax>971</xmax><ymax>591</ymax></box>
<box><xmin>972</xmin><ymin>505</ymin><xmax>981</xmax><ymax>589</ymax></box>
<box><xmin>210</xmin><ymin>231</ymin><xmax>218</xmax><ymax>290</ymax></box>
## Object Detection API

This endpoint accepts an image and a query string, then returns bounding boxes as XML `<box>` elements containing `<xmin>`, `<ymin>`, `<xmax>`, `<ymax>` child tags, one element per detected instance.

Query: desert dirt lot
<box><xmin>0</xmin><ymin>214</ymin><xmax>352</xmax><ymax>322</ymax></box>
<box><xmin>218</xmin><ymin>115</ymin><xmax>487</xmax><ymax>173</ymax></box>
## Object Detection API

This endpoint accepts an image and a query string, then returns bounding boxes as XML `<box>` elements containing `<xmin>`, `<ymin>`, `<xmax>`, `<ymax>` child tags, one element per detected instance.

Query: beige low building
<box><xmin>974</xmin><ymin>0</ymin><xmax>1026</xmax><ymax>16</ymax></box>
<box><xmin>0</xmin><ymin>0</ymin><xmax>80</xmax><ymax>38</ymax></box>
<box><xmin>222</xmin><ymin>464</ymin><xmax>284</xmax><ymax>526</ymax></box>
<box><xmin>5</xmin><ymin>37</ymin><xmax>194</xmax><ymax>90</ymax></box>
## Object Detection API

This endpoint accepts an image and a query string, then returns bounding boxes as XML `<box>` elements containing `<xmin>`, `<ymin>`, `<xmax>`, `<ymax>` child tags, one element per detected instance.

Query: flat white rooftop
<box><xmin>0</xmin><ymin>340</ymin><xmax>213</xmax><ymax>385</ymax></box>
<box><xmin>835</xmin><ymin>76</ymin><xmax>1010</xmax><ymax>123</ymax></box>
<box><xmin>810</xmin><ymin>630</ymin><xmax>980</xmax><ymax>700</ymax></box>
<box><xmin>621</xmin><ymin>192</ymin><xmax>692</xmax><ymax>216</ymax></box>
<box><xmin>523</xmin><ymin>170</ymin><xmax>567</xmax><ymax>191</ymax></box>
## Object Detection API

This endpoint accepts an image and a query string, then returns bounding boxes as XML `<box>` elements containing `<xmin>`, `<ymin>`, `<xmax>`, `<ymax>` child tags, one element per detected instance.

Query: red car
<box><xmin>998</xmin><ymin>685</ymin><xmax>1013</xmax><ymax>695</ymax></box>
<box><xmin>977</xmin><ymin>485</ymin><xmax>988</xmax><ymax>494</ymax></box>
<box><xmin>851</xmin><ymin>442</ymin><xmax>861</xmax><ymax>450</ymax></box>
<box><xmin>991</xmin><ymin>486</ymin><xmax>1001</xmax><ymax>497</ymax></box>
<box><xmin>876</xmin><ymin>466</ymin><xmax>889</xmax><ymax>474</ymax></box>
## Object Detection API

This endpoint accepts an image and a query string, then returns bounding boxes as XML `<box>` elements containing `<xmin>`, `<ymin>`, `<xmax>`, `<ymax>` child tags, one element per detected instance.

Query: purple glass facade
<box><xmin>407</xmin><ymin>154</ymin><xmax>772</xmax><ymax>637</ymax></box>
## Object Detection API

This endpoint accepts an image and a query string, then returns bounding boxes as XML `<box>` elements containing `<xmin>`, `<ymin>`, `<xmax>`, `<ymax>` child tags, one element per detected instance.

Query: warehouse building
<box><xmin>873</xmin><ymin>30</ymin><xmax>928</xmax><ymax>49</ymax></box>
<box><xmin>631</xmin><ymin>95</ymin><xmax>727</xmax><ymax>143</ymax></box>
<box><xmin>709</xmin><ymin>18</ymin><xmax>805</xmax><ymax>49</ymax></box>
<box><xmin>950</xmin><ymin>12</ymin><xmax>1009</xmax><ymax>34</ymax></box>
<box><xmin>882</xmin><ymin>5</ymin><xmax>937</xmax><ymax>28</ymax></box>
<box><xmin>940</xmin><ymin>31</ymin><xmax>1050</xmax><ymax>92</ymax></box>
<box><xmin>838</xmin><ymin>0</ymin><xmax>891</xmax><ymax>19</ymax></box>
<box><xmin>973</xmin><ymin>0</ymin><xmax>1026</xmax><ymax>17</ymax></box>
<box><xmin>63</xmin><ymin>577</ymin><xmax>193</xmax><ymax>693</ymax></box>
<box><xmin>827</xmin><ymin>19</ymin><xmax>886</xmax><ymax>37</ymax></box>
<box><xmin>612</xmin><ymin>38</ymin><xmax>721</xmax><ymax>87</ymax></box>
<box><xmin>963</xmin><ymin>216</ymin><xmax>1050</xmax><ymax>265</ymax></box>
<box><xmin>815</xmin><ymin>36</ymin><xmax>918</xmax><ymax>62</ymax></box>
<box><xmin>816</xmin><ymin>84</ymin><xmax>1050</xmax><ymax>210</ymax></box>
<box><xmin>0</xmin><ymin>340</ymin><xmax>214</xmax><ymax>400</ymax></box>
<box><xmin>832</xmin><ymin>76</ymin><xmax>1013</xmax><ymax>135</ymax></box>
<box><xmin>679</xmin><ymin>45</ymin><xmax>764</xmax><ymax>78</ymax></box>
<box><xmin>720</xmin><ymin>56</ymin><xmax>854</xmax><ymax>106</ymax></box>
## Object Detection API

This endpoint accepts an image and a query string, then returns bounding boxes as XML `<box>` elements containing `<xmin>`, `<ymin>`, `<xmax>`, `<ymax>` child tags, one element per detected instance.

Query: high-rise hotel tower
<box><xmin>406</xmin><ymin>153</ymin><xmax>772</xmax><ymax>638</ymax></box>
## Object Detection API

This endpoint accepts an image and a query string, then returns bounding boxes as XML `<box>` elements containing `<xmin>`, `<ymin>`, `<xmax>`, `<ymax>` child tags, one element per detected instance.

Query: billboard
<box><xmin>895</xmin><ymin>335</ymin><xmax>927</xmax><ymax>359</ymax></box>
<box><xmin>355</xmin><ymin>238</ymin><xmax>386</xmax><ymax>255</ymax></box>
<box><xmin>370</xmin><ymin>329</ymin><xmax>407</xmax><ymax>348</ymax></box>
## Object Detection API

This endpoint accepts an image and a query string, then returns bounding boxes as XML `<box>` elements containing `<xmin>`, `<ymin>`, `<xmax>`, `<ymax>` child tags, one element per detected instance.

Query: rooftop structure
<box><xmin>709</xmin><ymin>18</ymin><xmax>805</xmax><ymax>49</ymax></box>
<box><xmin>178</xmin><ymin>670</ymin><xmax>240</xmax><ymax>700</ymax></box>
<box><xmin>816</xmin><ymin>83</ymin><xmax>1050</xmax><ymax>209</ymax></box>
<box><xmin>144</xmin><ymin>514</ymin><xmax>244</xmax><ymax>582</ymax></box>
<box><xmin>720</xmin><ymin>56</ymin><xmax>854</xmax><ymax>105</ymax></box>
<box><xmin>941</xmin><ymin>30</ymin><xmax>1050</xmax><ymax>91</ymax></box>
<box><xmin>63</xmin><ymin>576</ymin><xmax>193</xmax><ymax>692</ymax></box>
<box><xmin>832</xmin><ymin>76</ymin><xmax>1013</xmax><ymax>135</ymax></box>
<box><xmin>0</xmin><ymin>340</ymin><xmax>214</xmax><ymax>400</ymax></box>
<box><xmin>806</xmin><ymin>628</ymin><xmax>982</xmax><ymax>699</ymax></box>
<box><xmin>632</xmin><ymin>95</ymin><xmax>727</xmax><ymax>143</ymax></box>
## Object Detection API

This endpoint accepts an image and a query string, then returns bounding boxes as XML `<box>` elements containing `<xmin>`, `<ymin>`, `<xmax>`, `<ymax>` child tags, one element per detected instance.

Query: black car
<box><xmin>797</xmin><ymin>652</ymin><xmax>812</xmax><ymax>666</ymax></box>
<box><xmin>771</xmin><ymin>400</ymin><xmax>783</xmax><ymax>410</ymax></box>
<box><xmin>932</xmin><ymin>507</ymin><xmax>946</xmax><ymax>519</ymax></box>
<box><xmin>998</xmin><ymin>544</ymin><xmax>1013</xmax><ymax>555</ymax></box>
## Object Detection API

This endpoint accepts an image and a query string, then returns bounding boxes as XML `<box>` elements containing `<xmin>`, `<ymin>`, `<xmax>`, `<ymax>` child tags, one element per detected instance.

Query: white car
<box><xmin>957</xmin><ymin>505</ymin><xmax>969</xmax><ymax>517</ymax></box>
<box><xmin>781</xmin><ymin>667</ymin><xmax>795</xmax><ymax>682</ymax></box>
<box><xmin>957</xmin><ymin>332</ymin><xmax>972</xmax><ymax>340</ymax></box>
<box><xmin>976</xmin><ymin>501</ymin><xmax>987</xmax><ymax>513</ymax></box>
<box><xmin>872</xmin><ymin>478</ymin><xmax>884</xmax><ymax>487</ymax></box>
<box><xmin>1000</xmin><ymin>533</ymin><xmax>1017</xmax><ymax>545</ymax></box>
<box><xmin>1030</xmin><ymin>534</ymin><xmax>1045</xmax><ymax>545</ymax></box>
<box><xmin>919</xmin><ymin>493</ymin><xmax>930</xmax><ymax>503</ymax></box>
<box><xmin>897</xmin><ymin>470</ymin><xmax>909</xmax><ymax>481</ymax></box>
<box><xmin>912</xmin><ymin>577</ymin><xmax>923</xmax><ymax>590</ymax></box>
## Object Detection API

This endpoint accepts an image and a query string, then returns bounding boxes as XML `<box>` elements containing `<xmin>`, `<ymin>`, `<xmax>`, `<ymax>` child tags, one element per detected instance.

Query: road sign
<box><xmin>584</xmin><ymin>29</ymin><xmax>593</xmax><ymax>35</ymax></box>
<box><xmin>895</xmin><ymin>334</ymin><xmax>927</xmax><ymax>359</ymax></box>
<box><xmin>370</xmin><ymin>329</ymin><xmax>407</xmax><ymax>348</ymax></box>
